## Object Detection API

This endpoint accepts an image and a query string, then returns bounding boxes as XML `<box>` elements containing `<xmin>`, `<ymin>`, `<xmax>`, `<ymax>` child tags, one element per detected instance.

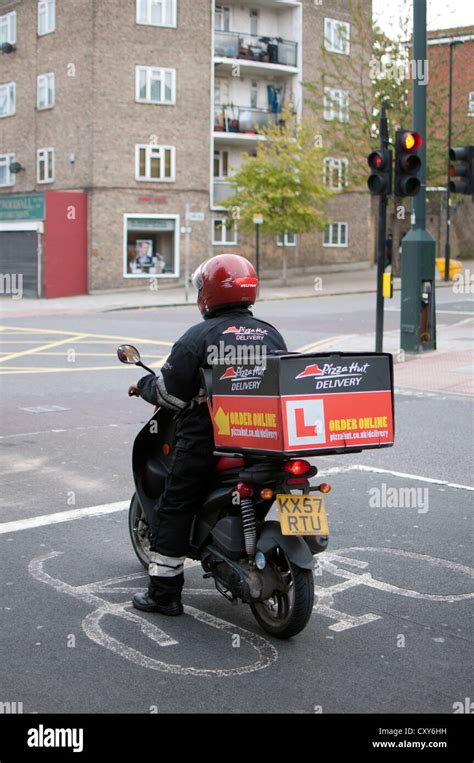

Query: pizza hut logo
<box><xmin>219</xmin><ymin>366</ymin><xmax>265</xmax><ymax>381</ymax></box>
<box><xmin>295</xmin><ymin>363</ymin><xmax>324</xmax><ymax>379</ymax></box>
<box><xmin>222</xmin><ymin>326</ymin><xmax>239</xmax><ymax>334</ymax></box>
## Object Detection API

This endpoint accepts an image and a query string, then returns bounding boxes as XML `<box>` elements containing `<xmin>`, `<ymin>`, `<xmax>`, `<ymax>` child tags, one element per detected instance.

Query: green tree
<box><xmin>222</xmin><ymin>108</ymin><xmax>334</xmax><ymax>284</ymax></box>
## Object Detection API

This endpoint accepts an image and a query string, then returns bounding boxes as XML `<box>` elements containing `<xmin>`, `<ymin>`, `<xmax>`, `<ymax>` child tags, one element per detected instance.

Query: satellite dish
<box><xmin>9</xmin><ymin>162</ymin><xmax>24</xmax><ymax>174</ymax></box>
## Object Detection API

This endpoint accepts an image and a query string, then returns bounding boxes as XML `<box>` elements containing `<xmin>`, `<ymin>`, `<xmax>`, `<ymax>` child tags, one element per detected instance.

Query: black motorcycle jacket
<box><xmin>137</xmin><ymin>307</ymin><xmax>287</xmax><ymax>444</ymax></box>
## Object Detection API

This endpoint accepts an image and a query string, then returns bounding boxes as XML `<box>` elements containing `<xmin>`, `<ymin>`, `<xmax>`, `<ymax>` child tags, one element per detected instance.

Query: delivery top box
<box><xmin>206</xmin><ymin>352</ymin><xmax>395</xmax><ymax>457</ymax></box>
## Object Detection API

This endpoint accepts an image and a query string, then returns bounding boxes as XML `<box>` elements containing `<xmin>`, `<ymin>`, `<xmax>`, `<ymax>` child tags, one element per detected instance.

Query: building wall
<box><xmin>1</xmin><ymin>0</ymin><xmax>375</xmax><ymax>294</ymax></box>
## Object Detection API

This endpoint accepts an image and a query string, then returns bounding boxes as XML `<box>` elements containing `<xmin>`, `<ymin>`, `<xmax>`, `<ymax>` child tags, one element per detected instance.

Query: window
<box><xmin>323</xmin><ymin>157</ymin><xmax>349</xmax><ymax>190</ymax></box>
<box><xmin>136</xmin><ymin>0</ymin><xmax>177</xmax><ymax>28</ymax></box>
<box><xmin>323</xmin><ymin>222</ymin><xmax>348</xmax><ymax>247</ymax></box>
<box><xmin>324</xmin><ymin>87</ymin><xmax>349</xmax><ymax>122</ymax></box>
<box><xmin>324</xmin><ymin>18</ymin><xmax>350</xmax><ymax>55</ymax></box>
<box><xmin>0</xmin><ymin>154</ymin><xmax>15</xmax><ymax>187</ymax></box>
<box><xmin>38</xmin><ymin>0</ymin><xmax>55</xmax><ymax>36</ymax></box>
<box><xmin>0</xmin><ymin>83</ymin><xmax>15</xmax><ymax>118</ymax></box>
<box><xmin>37</xmin><ymin>73</ymin><xmax>55</xmax><ymax>110</ymax></box>
<box><xmin>277</xmin><ymin>232</ymin><xmax>297</xmax><ymax>247</ymax></box>
<box><xmin>251</xmin><ymin>81</ymin><xmax>258</xmax><ymax>109</ymax></box>
<box><xmin>214</xmin><ymin>149</ymin><xmax>229</xmax><ymax>178</ymax></box>
<box><xmin>37</xmin><ymin>147</ymin><xmax>54</xmax><ymax>183</ymax></box>
<box><xmin>469</xmin><ymin>92</ymin><xmax>474</xmax><ymax>116</ymax></box>
<box><xmin>124</xmin><ymin>214</ymin><xmax>179</xmax><ymax>278</ymax></box>
<box><xmin>215</xmin><ymin>5</ymin><xmax>230</xmax><ymax>32</ymax></box>
<box><xmin>249</xmin><ymin>9</ymin><xmax>259</xmax><ymax>36</ymax></box>
<box><xmin>213</xmin><ymin>218</ymin><xmax>238</xmax><ymax>245</ymax></box>
<box><xmin>136</xmin><ymin>66</ymin><xmax>175</xmax><ymax>104</ymax></box>
<box><xmin>215</xmin><ymin>78</ymin><xmax>230</xmax><ymax>107</ymax></box>
<box><xmin>135</xmin><ymin>144</ymin><xmax>175</xmax><ymax>181</ymax></box>
<box><xmin>0</xmin><ymin>11</ymin><xmax>16</xmax><ymax>45</ymax></box>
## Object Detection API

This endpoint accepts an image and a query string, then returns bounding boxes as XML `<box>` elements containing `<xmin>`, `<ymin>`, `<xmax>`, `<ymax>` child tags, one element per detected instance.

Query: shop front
<box><xmin>123</xmin><ymin>214</ymin><xmax>180</xmax><ymax>279</ymax></box>
<box><xmin>0</xmin><ymin>191</ymin><xmax>88</xmax><ymax>298</ymax></box>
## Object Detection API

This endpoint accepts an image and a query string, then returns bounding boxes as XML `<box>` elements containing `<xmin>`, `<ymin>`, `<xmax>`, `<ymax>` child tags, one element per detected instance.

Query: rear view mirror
<box><xmin>117</xmin><ymin>344</ymin><xmax>141</xmax><ymax>364</ymax></box>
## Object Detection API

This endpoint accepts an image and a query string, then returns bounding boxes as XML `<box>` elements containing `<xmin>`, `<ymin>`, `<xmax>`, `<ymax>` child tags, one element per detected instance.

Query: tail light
<box><xmin>283</xmin><ymin>459</ymin><xmax>311</xmax><ymax>476</ymax></box>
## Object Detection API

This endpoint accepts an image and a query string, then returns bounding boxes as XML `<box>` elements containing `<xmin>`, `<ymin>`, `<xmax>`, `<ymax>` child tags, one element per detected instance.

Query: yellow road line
<box><xmin>0</xmin><ymin>365</ymin><xmax>146</xmax><ymax>374</ymax></box>
<box><xmin>0</xmin><ymin>334</ymin><xmax>88</xmax><ymax>364</ymax></box>
<box><xmin>295</xmin><ymin>335</ymin><xmax>348</xmax><ymax>353</ymax></box>
<box><xmin>0</xmin><ymin>325</ymin><xmax>173</xmax><ymax>346</ymax></box>
<box><xmin>1</xmin><ymin>352</ymin><xmax>166</xmax><ymax>358</ymax></box>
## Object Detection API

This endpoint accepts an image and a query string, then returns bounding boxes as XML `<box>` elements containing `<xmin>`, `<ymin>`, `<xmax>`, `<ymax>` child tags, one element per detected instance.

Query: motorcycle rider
<box><xmin>129</xmin><ymin>253</ymin><xmax>287</xmax><ymax>615</ymax></box>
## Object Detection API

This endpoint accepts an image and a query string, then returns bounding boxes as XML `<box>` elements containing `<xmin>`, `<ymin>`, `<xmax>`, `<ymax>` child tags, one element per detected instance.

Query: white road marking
<box><xmin>29</xmin><ymin>552</ymin><xmax>278</xmax><ymax>677</ymax></box>
<box><xmin>0</xmin><ymin>501</ymin><xmax>129</xmax><ymax>535</ymax></box>
<box><xmin>2</xmin><ymin>463</ymin><xmax>472</xmax><ymax>536</ymax></box>
<box><xmin>316</xmin><ymin>464</ymin><xmax>474</xmax><ymax>492</ymax></box>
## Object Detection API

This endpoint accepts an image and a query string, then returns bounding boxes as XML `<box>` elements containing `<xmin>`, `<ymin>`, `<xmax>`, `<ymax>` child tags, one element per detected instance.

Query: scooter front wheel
<box><xmin>128</xmin><ymin>493</ymin><xmax>151</xmax><ymax>570</ymax></box>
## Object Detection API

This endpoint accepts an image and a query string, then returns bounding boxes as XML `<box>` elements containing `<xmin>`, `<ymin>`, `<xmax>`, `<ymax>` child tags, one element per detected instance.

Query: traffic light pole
<box><xmin>375</xmin><ymin>108</ymin><xmax>389</xmax><ymax>352</ymax></box>
<box><xmin>399</xmin><ymin>0</ymin><xmax>437</xmax><ymax>353</ymax></box>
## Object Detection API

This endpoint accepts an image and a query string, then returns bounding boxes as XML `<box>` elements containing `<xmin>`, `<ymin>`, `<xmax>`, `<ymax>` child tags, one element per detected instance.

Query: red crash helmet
<box><xmin>192</xmin><ymin>254</ymin><xmax>259</xmax><ymax>317</ymax></box>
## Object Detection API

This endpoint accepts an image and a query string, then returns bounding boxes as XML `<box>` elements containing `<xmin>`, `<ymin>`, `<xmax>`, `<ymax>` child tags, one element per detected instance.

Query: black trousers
<box><xmin>149</xmin><ymin>436</ymin><xmax>216</xmax><ymax>558</ymax></box>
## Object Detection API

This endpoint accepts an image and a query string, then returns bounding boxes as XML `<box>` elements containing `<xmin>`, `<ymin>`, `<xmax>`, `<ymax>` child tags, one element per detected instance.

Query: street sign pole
<box><xmin>253</xmin><ymin>214</ymin><xmax>263</xmax><ymax>278</ymax></box>
<box><xmin>184</xmin><ymin>204</ymin><xmax>191</xmax><ymax>303</ymax></box>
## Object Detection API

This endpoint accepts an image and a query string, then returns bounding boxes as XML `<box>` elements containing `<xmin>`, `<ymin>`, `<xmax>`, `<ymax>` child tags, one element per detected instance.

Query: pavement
<box><xmin>1</xmin><ymin>259</ymin><xmax>472</xmax><ymax>317</ymax></box>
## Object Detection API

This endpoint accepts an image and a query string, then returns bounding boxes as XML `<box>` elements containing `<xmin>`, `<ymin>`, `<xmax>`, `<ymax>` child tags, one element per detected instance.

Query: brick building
<box><xmin>0</xmin><ymin>0</ymin><xmax>373</xmax><ymax>296</ymax></box>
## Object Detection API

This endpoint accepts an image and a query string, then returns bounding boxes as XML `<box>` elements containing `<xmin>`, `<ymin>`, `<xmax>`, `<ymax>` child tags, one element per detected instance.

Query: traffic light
<box><xmin>394</xmin><ymin>129</ymin><xmax>422</xmax><ymax>197</ymax></box>
<box><xmin>449</xmin><ymin>146</ymin><xmax>474</xmax><ymax>196</ymax></box>
<box><xmin>367</xmin><ymin>148</ymin><xmax>392</xmax><ymax>195</ymax></box>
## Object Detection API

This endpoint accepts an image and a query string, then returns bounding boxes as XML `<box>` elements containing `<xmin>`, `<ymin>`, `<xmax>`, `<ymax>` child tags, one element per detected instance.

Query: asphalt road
<box><xmin>0</xmin><ymin>289</ymin><xmax>472</xmax><ymax>714</ymax></box>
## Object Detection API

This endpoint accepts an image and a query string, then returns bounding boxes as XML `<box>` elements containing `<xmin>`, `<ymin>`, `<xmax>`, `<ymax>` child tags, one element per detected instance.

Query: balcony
<box><xmin>214</xmin><ymin>30</ymin><xmax>298</xmax><ymax>72</ymax></box>
<box><xmin>214</xmin><ymin>105</ymin><xmax>284</xmax><ymax>142</ymax></box>
<box><xmin>213</xmin><ymin>180</ymin><xmax>235</xmax><ymax>205</ymax></box>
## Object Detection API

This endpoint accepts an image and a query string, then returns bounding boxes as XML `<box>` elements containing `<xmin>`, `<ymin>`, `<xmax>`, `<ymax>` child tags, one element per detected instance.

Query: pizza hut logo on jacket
<box><xmin>221</xmin><ymin>326</ymin><xmax>268</xmax><ymax>340</ymax></box>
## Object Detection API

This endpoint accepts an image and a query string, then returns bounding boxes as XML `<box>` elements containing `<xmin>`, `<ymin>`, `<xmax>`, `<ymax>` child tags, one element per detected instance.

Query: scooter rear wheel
<box><xmin>128</xmin><ymin>493</ymin><xmax>151</xmax><ymax>570</ymax></box>
<box><xmin>250</xmin><ymin>548</ymin><xmax>314</xmax><ymax>639</ymax></box>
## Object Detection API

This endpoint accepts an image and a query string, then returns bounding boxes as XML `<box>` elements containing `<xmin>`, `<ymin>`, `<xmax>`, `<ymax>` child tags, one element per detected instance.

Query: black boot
<box><xmin>132</xmin><ymin>573</ymin><xmax>184</xmax><ymax>616</ymax></box>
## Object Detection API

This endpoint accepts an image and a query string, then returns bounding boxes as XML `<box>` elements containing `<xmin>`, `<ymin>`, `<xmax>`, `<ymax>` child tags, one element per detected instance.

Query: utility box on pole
<box><xmin>400</xmin><ymin>229</ymin><xmax>436</xmax><ymax>352</ymax></box>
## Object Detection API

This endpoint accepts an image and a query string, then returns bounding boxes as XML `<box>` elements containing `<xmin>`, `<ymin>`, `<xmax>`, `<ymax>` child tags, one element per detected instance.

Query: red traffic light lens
<box><xmin>449</xmin><ymin>165</ymin><xmax>456</xmax><ymax>177</ymax></box>
<box><xmin>401</xmin><ymin>131</ymin><xmax>422</xmax><ymax>152</ymax></box>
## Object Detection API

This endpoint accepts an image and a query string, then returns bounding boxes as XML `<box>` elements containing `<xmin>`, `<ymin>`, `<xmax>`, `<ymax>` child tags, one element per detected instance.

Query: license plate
<box><xmin>276</xmin><ymin>494</ymin><xmax>329</xmax><ymax>536</ymax></box>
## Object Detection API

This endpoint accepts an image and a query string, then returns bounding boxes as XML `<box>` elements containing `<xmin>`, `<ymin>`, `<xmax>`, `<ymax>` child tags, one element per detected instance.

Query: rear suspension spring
<box><xmin>240</xmin><ymin>497</ymin><xmax>257</xmax><ymax>558</ymax></box>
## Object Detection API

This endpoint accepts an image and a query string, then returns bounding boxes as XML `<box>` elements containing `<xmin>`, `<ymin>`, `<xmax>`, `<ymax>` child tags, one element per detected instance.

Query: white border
<box><xmin>123</xmin><ymin>213</ymin><xmax>180</xmax><ymax>279</ymax></box>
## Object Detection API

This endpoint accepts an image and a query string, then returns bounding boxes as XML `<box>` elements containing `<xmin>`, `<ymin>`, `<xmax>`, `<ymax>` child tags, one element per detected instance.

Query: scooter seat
<box><xmin>214</xmin><ymin>456</ymin><xmax>245</xmax><ymax>472</ymax></box>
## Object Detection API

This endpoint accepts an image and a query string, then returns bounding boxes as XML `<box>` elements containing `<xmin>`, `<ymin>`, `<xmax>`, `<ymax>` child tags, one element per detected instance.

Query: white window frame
<box><xmin>0</xmin><ymin>11</ymin><xmax>16</xmax><ymax>45</ymax></box>
<box><xmin>36</xmin><ymin>147</ymin><xmax>54</xmax><ymax>184</ymax></box>
<box><xmin>323</xmin><ymin>87</ymin><xmax>349</xmax><ymax>122</ymax></box>
<box><xmin>215</xmin><ymin>77</ymin><xmax>230</xmax><ymax>106</ymax></box>
<box><xmin>324</xmin><ymin>18</ymin><xmax>350</xmax><ymax>55</ymax></box>
<box><xmin>468</xmin><ymin>91</ymin><xmax>474</xmax><ymax>116</ymax></box>
<box><xmin>0</xmin><ymin>82</ymin><xmax>16</xmax><ymax>118</ymax></box>
<box><xmin>215</xmin><ymin>5</ymin><xmax>231</xmax><ymax>32</ymax></box>
<box><xmin>213</xmin><ymin>218</ymin><xmax>238</xmax><ymax>245</ymax></box>
<box><xmin>249</xmin><ymin>9</ymin><xmax>259</xmax><ymax>36</ymax></box>
<box><xmin>323</xmin><ymin>222</ymin><xmax>348</xmax><ymax>248</ymax></box>
<box><xmin>38</xmin><ymin>0</ymin><xmax>55</xmax><ymax>36</ymax></box>
<box><xmin>277</xmin><ymin>232</ymin><xmax>297</xmax><ymax>247</ymax></box>
<box><xmin>214</xmin><ymin>149</ymin><xmax>229</xmax><ymax>179</ymax></box>
<box><xmin>323</xmin><ymin>156</ymin><xmax>349</xmax><ymax>190</ymax></box>
<box><xmin>135</xmin><ymin>66</ymin><xmax>176</xmax><ymax>105</ymax></box>
<box><xmin>136</xmin><ymin>0</ymin><xmax>177</xmax><ymax>28</ymax></box>
<box><xmin>37</xmin><ymin>73</ymin><xmax>55</xmax><ymax>110</ymax></box>
<box><xmin>0</xmin><ymin>153</ymin><xmax>16</xmax><ymax>187</ymax></box>
<box><xmin>135</xmin><ymin>144</ymin><xmax>176</xmax><ymax>182</ymax></box>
